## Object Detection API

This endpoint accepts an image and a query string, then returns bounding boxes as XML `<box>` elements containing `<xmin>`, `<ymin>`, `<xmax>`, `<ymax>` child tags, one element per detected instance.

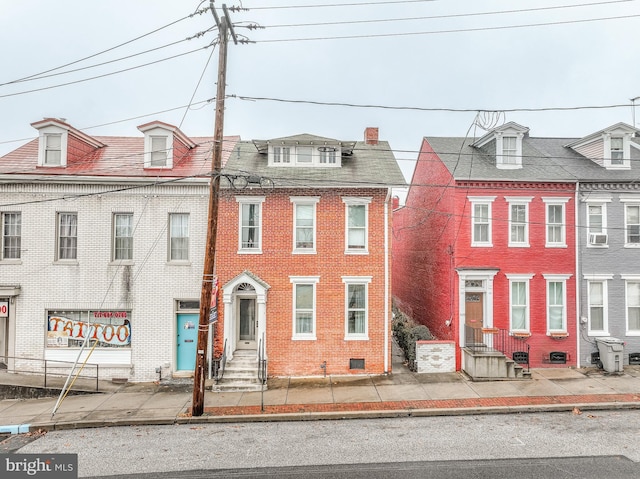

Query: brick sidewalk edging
<box><xmin>193</xmin><ymin>393</ymin><xmax>640</xmax><ymax>417</ymax></box>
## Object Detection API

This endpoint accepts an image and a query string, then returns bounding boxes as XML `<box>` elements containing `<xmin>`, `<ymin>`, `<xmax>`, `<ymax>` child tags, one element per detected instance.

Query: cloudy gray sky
<box><xmin>1</xmin><ymin>0</ymin><xmax>639</xmax><ymax>185</ymax></box>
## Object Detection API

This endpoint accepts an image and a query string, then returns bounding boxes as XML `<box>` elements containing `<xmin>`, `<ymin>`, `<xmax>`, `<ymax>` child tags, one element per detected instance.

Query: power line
<box><xmin>259</xmin><ymin>0</ymin><xmax>636</xmax><ymax>29</ymax></box>
<box><xmin>0</xmin><ymin>8</ymin><xmax>208</xmax><ymax>87</ymax></box>
<box><xmin>255</xmin><ymin>13</ymin><xmax>640</xmax><ymax>42</ymax></box>
<box><xmin>245</xmin><ymin>0</ymin><xmax>437</xmax><ymax>10</ymax></box>
<box><xmin>231</xmin><ymin>94</ymin><xmax>632</xmax><ymax>114</ymax></box>
<box><xmin>0</xmin><ymin>46</ymin><xmax>214</xmax><ymax>100</ymax></box>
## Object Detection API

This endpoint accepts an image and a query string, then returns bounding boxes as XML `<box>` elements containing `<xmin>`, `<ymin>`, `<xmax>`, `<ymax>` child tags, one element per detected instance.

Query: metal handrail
<box><xmin>0</xmin><ymin>355</ymin><xmax>101</xmax><ymax>391</ymax></box>
<box><xmin>257</xmin><ymin>336</ymin><xmax>267</xmax><ymax>384</ymax></box>
<box><xmin>464</xmin><ymin>325</ymin><xmax>531</xmax><ymax>372</ymax></box>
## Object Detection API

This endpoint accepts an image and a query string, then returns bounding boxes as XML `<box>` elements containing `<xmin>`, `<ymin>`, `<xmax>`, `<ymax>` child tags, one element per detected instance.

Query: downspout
<box><xmin>575</xmin><ymin>181</ymin><xmax>581</xmax><ymax>367</ymax></box>
<box><xmin>384</xmin><ymin>189</ymin><xmax>391</xmax><ymax>373</ymax></box>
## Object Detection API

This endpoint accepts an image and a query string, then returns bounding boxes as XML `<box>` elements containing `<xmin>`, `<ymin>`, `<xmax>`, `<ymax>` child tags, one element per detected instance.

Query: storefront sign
<box><xmin>48</xmin><ymin>316</ymin><xmax>131</xmax><ymax>346</ymax></box>
<box><xmin>0</xmin><ymin>301</ymin><xmax>8</xmax><ymax>318</ymax></box>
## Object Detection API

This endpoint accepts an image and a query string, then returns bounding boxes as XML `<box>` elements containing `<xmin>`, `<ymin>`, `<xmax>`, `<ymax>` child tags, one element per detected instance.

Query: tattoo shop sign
<box><xmin>48</xmin><ymin>316</ymin><xmax>131</xmax><ymax>347</ymax></box>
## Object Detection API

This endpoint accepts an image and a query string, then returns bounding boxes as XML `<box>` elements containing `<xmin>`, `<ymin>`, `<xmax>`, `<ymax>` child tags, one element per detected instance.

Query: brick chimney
<box><xmin>364</xmin><ymin>127</ymin><xmax>379</xmax><ymax>145</ymax></box>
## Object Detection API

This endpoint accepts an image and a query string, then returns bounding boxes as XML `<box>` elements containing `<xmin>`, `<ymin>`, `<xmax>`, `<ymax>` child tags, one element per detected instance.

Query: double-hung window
<box><xmin>506</xmin><ymin>197</ymin><xmax>532</xmax><ymax>247</ymax></box>
<box><xmin>150</xmin><ymin>136</ymin><xmax>168</xmax><ymax>167</ymax></box>
<box><xmin>502</xmin><ymin>136</ymin><xmax>517</xmax><ymax>164</ymax></box>
<box><xmin>169</xmin><ymin>213</ymin><xmax>189</xmax><ymax>261</ymax></box>
<box><xmin>291</xmin><ymin>276</ymin><xmax>319</xmax><ymax>340</ymax></box>
<box><xmin>585</xmin><ymin>275</ymin><xmax>612</xmax><ymax>336</ymax></box>
<box><xmin>543</xmin><ymin>198</ymin><xmax>569</xmax><ymax>247</ymax></box>
<box><xmin>584</xmin><ymin>197</ymin><xmax>610</xmax><ymax>246</ymax></box>
<box><xmin>343</xmin><ymin>276</ymin><xmax>371</xmax><ymax>339</ymax></box>
<box><xmin>2</xmin><ymin>212</ymin><xmax>21</xmax><ymax>260</ymax></box>
<box><xmin>57</xmin><ymin>212</ymin><xmax>77</xmax><ymax>261</ymax></box>
<box><xmin>44</xmin><ymin>134</ymin><xmax>62</xmax><ymax>166</ymax></box>
<box><xmin>291</xmin><ymin>197</ymin><xmax>318</xmax><ymax>253</ymax></box>
<box><xmin>343</xmin><ymin>197</ymin><xmax>371</xmax><ymax>254</ymax></box>
<box><xmin>544</xmin><ymin>274</ymin><xmax>571</xmax><ymax>334</ymax></box>
<box><xmin>507</xmin><ymin>274</ymin><xmax>533</xmax><ymax>333</ymax></box>
<box><xmin>625</xmin><ymin>204</ymin><xmax>640</xmax><ymax>246</ymax></box>
<box><xmin>113</xmin><ymin>213</ymin><xmax>133</xmax><ymax>261</ymax></box>
<box><xmin>468</xmin><ymin>197</ymin><xmax>495</xmax><ymax>247</ymax></box>
<box><xmin>237</xmin><ymin>197</ymin><xmax>264</xmax><ymax>253</ymax></box>
<box><xmin>273</xmin><ymin>146</ymin><xmax>291</xmax><ymax>164</ymax></box>
<box><xmin>622</xmin><ymin>275</ymin><xmax>640</xmax><ymax>335</ymax></box>
<box><xmin>610</xmin><ymin>137</ymin><xmax>624</xmax><ymax>165</ymax></box>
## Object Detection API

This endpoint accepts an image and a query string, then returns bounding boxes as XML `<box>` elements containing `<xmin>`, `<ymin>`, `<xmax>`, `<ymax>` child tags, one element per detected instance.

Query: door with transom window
<box><xmin>237</xmin><ymin>297</ymin><xmax>257</xmax><ymax>350</ymax></box>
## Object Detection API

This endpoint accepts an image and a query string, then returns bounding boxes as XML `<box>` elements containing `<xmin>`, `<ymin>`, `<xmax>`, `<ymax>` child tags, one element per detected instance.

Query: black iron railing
<box><xmin>0</xmin><ymin>355</ymin><xmax>100</xmax><ymax>391</ymax></box>
<box><xmin>464</xmin><ymin>325</ymin><xmax>530</xmax><ymax>372</ymax></box>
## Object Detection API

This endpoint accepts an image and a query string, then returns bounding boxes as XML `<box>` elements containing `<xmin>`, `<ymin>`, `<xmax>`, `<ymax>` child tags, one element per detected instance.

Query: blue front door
<box><xmin>177</xmin><ymin>313</ymin><xmax>198</xmax><ymax>371</ymax></box>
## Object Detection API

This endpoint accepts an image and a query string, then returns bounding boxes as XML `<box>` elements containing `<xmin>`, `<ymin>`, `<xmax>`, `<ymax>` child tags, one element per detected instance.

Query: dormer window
<box><xmin>472</xmin><ymin>122</ymin><xmax>528</xmax><ymax>170</ymax></box>
<box><xmin>36</xmin><ymin>126</ymin><xmax>68</xmax><ymax>167</ymax></box>
<box><xmin>267</xmin><ymin>143</ymin><xmax>342</xmax><ymax>167</ymax></box>
<box><xmin>138</xmin><ymin>121</ymin><xmax>195</xmax><ymax>170</ymax></box>
<box><xmin>44</xmin><ymin>134</ymin><xmax>62</xmax><ymax>166</ymax></box>
<box><xmin>496</xmin><ymin>132</ymin><xmax>524</xmax><ymax>169</ymax></box>
<box><xmin>610</xmin><ymin>137</ymin><xmax>624</xmax><ymax>165</ymax></box>
<box><xmin>150</xmin><ymin>136</ymin><xmax>168</xmax><ymax>167</ymax></box>
<box><xmin>273</xmin><ymin>146</ymin><xmax>291</xmax><ymax>164</ymax></box>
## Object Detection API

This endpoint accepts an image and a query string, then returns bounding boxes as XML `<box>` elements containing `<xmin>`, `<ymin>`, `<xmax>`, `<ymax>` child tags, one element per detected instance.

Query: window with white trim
<box><xmin>610</xmin><ymin>137</ymin><xmax>624</xmax><ymax>165</ymax></box>
<box><xmin>56</xmin><ymin>212</ymin><xmax>77</xmax><ymax>261</ymax></box>
<box><xmin>44</xmin><ymin>134</ymin><xmax>62</xmax><ymax>166</ymax></box>
<box><xmin>2</xmin><ymin>212</ymin><xmax>21</xmax><ymax>260</ymax></box>
<box><xmin>150</xmin><ymin>136</ymin><xmax>168</xmax><ymax>167</ymax></box>
<box><xmin>37</xmin><ymin>127</ymin><xmax>68</xmax><ymax>167</ymax></box>
<box><xmin>506</xmin><ymin>197</ymin><xmax>532</xmax><ymax>247</ymax></box>
<box><xmin>507</xmin><ymin>274</ymin><xmax>533</xmax><ymax>333</ymax></box>
<box><xmin>169</xmin><ymin>213</ymin><xmax>189</xmax><ymax>261</ymax></box>
<box><xmin>236</xmin><ymin>197</ymin><xmax>264</xmax><ymax>253</ymax></box>
<box><xmin>268</xmin><ymin>144</ymin><xmax>342</xmax><ymax>167</ymax></box>
<box><xmin>291</xmin><ymin>197</ymin><xmax>318</xmax><ymax>253</ymax></box>
<box><xmin>502</xmin><ymin>136</ymin><xmax>517</xmax><ymax>164</ymax></box>
<box><xmin>343</xmin><ymin>276</ymin><xmax>372</xmax><ymax>339</ymax></box>
<box><xmin>468</xmin><ymin>197</ymin><xmax>496</xmax><ymax>247</ymax></box>
<box><xmin>543</xmin><ymin>198</ymin><xmax>569</xmax><ymax>247</ymax></box>
<box><xmin>585</xmin><ymin>276</ymin><xmax>611</xmax><ymax>335</ymax></box>
<box><xmin>273</xmin><ymin>146</ymin><xmax>291</xmax><ymax>164</ymax></box>
<box><xmin>113</xmin><ymin>213</ymin><xmax>133</xmax><ymax>261</ymax></box>
<box><xmin>343</xmin><ymin>197</ymin><xmax>371</xmax><ymax>254</ymax></box>
<box><xmin>625</xmin><ymin>205</ymin><xmax>640</xmax><ymax>245</ymax></box>
<box><xmin>291</xmin><ymin>276</ymin><xmax>319</xmax><ymax>340</ymax></box>
<box><xmin>622</xmin><ymin>275</ymin><xmax>640</xmax><ymax>335</ymax></box>
<box><xmin>544</xmin><ymin>274</ymin><xmax>571</xmax><ymax>334</ymax></box>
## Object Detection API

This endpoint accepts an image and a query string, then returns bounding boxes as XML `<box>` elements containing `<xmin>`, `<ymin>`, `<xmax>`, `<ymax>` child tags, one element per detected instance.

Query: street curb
<box><xmin>20</xmin><ymin>401</ymin><xmax>640</xmax><ymax>432</ymax></box>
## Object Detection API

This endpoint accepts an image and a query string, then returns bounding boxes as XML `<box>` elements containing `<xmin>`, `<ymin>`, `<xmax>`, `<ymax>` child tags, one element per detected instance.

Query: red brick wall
<box><xmin>393</xmin><ymin>138</ymin><xmax>578</xmax><ymax>369</ymax></box>
<box><xmin>214</xmin><ymin>187</ymin><xmax>391</xmax><ymax>376</ymax></box>
<box><xmin>67</xmin><ymin>135</ymin><xmax>98</xmax><ymax>163</ymax></box>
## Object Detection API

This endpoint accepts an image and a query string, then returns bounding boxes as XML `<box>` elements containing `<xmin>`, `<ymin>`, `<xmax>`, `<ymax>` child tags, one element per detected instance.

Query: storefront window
<box><xmin>47</xmin><ymin>310</ymin><xmax>131</xmax><ymax>348</ymax></box>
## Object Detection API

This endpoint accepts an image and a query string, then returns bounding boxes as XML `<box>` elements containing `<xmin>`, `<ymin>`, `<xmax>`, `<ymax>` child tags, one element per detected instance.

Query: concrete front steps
<box><xmin>211</xmin><ymin>349</ymin><xmax>265</xmax><ymax>392</ymax></box>
<box><xmin>462</xmin><ymin>348</ymin><xmax>532</xmax><ymax>381</ymax></box>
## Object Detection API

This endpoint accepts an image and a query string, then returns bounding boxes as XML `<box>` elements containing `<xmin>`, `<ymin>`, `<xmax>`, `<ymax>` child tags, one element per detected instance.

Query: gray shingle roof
<box><xmin>425</xmin><ymin>135</ymin><xmax>640</xmax><ymax>183</ymax></box>
<box><xmin>223</xmin><ymin>136</ymin><xmax>406</xmax><ymax>189</ymax></box>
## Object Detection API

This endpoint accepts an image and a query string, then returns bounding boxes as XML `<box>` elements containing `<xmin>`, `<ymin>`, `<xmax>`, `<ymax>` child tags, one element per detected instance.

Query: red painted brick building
<box><xmin>214</xmin><ymin>129</ymin><xmax>406</xmax><ymax>378</ymax></box>
<box><xmin>393</xmin><ymin>123</ymin><xmax>578</xmax><ymax>372</ymax></box>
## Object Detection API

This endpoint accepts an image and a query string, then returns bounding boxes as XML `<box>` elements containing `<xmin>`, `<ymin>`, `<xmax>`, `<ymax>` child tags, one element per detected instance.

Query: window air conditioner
<box><xmin>589</xmin><ymin>233</ymin><xmax>608</xmax><ymax>245</ymax></box>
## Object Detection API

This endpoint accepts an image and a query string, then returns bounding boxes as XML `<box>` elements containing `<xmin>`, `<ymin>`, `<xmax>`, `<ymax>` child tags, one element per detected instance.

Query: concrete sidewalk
<box><xmin>1</xmin><ymin>353</ymin><xmax>640</xmax><ymax>433</ymax></box>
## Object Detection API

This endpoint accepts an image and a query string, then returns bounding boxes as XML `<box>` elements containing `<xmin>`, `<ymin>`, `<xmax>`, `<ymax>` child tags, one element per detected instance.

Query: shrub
<box><xmin>392</xmin><ymin>306</ymin><xmax>433</xmax><ymax>371</ymax></box>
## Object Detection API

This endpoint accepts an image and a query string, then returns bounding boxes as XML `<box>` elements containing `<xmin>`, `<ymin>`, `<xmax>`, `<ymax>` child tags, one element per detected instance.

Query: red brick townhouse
<box><xmin>393</xmin><ymin>122</ymin><xmax>579</xmax><ymax>375</ymax></box>
<box><xmin>213</xmin><ymin>128</ymin><xmax>406</xmax><ymax>384</ymax></box>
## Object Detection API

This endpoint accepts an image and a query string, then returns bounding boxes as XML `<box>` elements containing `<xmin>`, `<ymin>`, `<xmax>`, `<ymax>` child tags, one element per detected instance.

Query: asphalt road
<box><xmin>87</xmin><ymin>457</ymin><xmax>639</xmax><ymax>479</ymax></box>
<box><xmin>16</xmin><ymin>410</ymin><xmax>640</xmax><ymax>478</ymax></box>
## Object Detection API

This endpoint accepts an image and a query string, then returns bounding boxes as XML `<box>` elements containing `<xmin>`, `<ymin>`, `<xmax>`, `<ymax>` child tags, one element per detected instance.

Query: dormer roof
<box><xmin>31</xmin><ymin>118</ymin><xmax>105</xmax><ymax>149</ymax></box>
<box><xmin>472</xmin><ymin>121</ymin><xmax>530</xmax><ymax>148</ymax></box>
<box><xmin>137</xmin><ymin>120</ymin><xmax>197</xmax><ymax>149</ymax></box>
<box><xmin>253</xmin><ymin>134</ymin><xmax>356</xmax><ymax>155</ymax></box>
<box><xmin>564</xmin><ymin>122</ymin><xmax>638</xmax><ymax>149</ymax></box>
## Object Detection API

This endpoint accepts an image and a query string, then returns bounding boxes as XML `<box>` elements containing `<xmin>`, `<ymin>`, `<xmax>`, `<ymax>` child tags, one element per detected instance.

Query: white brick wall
<box><xmin>416</xmin><ymin>340</ymin><xmax>456</xmax><ymax>373</ymax></box>
<box><xmin>0</xmin><ymin>181</ymin><xmax>210</xmax><ymax>382</ymax></box>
